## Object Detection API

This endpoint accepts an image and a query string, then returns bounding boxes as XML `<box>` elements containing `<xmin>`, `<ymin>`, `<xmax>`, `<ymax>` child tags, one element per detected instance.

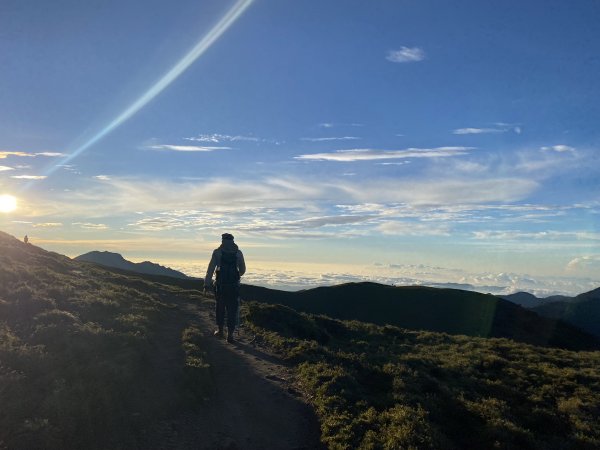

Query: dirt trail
<box><xmin>144</xmin><ymin>296</ymin><xmax>323</xmax><ymax>450</ymax></box>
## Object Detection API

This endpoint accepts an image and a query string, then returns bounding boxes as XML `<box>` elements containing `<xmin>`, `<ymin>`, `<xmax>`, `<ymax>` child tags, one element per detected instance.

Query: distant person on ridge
<box><xmin>204</xmin><ymin>233</ymin><xmax>246</xmax><ymax>343</ymax></box>
<box><xmin>24</xmin><ymin>235</ymin><xmax>29</xmax><ymax>244</ymax></box>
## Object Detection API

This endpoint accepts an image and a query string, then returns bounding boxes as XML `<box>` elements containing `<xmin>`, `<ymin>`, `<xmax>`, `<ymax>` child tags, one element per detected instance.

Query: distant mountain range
<box><xmin>500</xmin><ymin>291</ymin><xmax>574</xmax><ymax>308</ymax></box>
<box><xmin>75</xmin><ymin>251</ymin><xmax>190</xmax><ymax>279</ymax></box>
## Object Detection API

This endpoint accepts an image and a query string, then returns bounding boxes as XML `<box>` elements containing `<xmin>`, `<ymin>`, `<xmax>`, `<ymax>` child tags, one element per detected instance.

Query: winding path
<box><xmin>144</xmin><ymin>296</ymin><xmax>323</xmax><ymax>450</ymax></box>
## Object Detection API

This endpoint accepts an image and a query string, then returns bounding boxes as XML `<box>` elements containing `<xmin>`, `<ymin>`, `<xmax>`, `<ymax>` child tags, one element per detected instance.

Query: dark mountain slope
<box><xmin>241</xmin><ymin>282</ymin><xmax>600</xmax><ymax>351</ymax></box>
<box><xmin>532</xmin><ymin>287</ymin><xmax>600</xmax><ymax>337</ymax></box>
<box><xmin>75</xmin><ymin>250</ymin><xmax>189</xmax><ymax>279</ymax></box>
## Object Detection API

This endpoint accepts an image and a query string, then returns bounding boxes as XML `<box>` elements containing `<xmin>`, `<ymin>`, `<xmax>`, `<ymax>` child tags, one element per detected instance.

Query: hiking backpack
<box><xmin>216</xmin><ymin>251</ymin><xmax>240</xmax><ymax>286</ymax></box>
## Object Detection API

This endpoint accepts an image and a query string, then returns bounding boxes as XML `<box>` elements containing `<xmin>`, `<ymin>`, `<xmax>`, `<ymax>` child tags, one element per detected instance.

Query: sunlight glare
<box><xmin>0</xmin><ymin>194</ymin><xmax>17</xmax><ymax>213</ymax></box>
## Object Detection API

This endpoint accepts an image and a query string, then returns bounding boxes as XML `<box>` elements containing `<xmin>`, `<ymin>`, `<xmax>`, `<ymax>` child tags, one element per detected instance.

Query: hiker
<box><xmin>204</xmin><ymin>233</ymin><xmax>246</xmax><ymax>343</ymax></box>
<box><xmin>23</xmin><ymin>235</ymin><xmax>28</xmax><ymax>244</ymax></box>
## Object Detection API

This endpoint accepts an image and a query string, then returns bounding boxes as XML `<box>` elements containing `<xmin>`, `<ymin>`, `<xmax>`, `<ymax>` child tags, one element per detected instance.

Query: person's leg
<box><xmin>225</xmin><ymin>295</ymin><xmax>239</xmax><ymax>340</ymax></box>
<box><xmin>220</xmin><ymin>284</ymin><xmax>239</xmax><ymax>342</ymax></box>
<box><xmin>214</xmin><ymin>289</ymin><xmax>225</xmax><ymax>337</ymax></box>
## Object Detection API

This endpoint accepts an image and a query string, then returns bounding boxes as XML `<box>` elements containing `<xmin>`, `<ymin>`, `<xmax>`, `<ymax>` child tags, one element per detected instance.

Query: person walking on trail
<box><xmin>204</xmin><ymin>233</ymin><xmax>246</xmax><ymax>343</ymax></box>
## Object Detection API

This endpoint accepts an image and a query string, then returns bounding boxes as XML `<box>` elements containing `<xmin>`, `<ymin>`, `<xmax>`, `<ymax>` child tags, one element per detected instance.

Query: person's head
<box><xmin>221</xmin><ymin>233</ymin><xmax>234</xmax><ymax>242</ymax></box>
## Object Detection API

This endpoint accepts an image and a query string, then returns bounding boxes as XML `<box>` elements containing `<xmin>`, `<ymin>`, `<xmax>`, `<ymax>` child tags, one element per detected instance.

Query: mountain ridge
<box><xmin>75</xmin><ymin>250</ymin><xmax>190</xmax><ymax>279</ymax></box>
<box><xmin>531</xmin><ymin>287</ymin><xmax>600</xmax><ymax>338</ymax></box>
<box><xmin>240</xmin><ymin>281</ymin><xmax>600</xmax><ymax>351</ymax></box>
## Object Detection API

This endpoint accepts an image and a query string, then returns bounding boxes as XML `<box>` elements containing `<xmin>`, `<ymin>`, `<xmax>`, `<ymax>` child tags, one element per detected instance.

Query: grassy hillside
<box><xmin>241</xmin><ymin>282</ymin><xmax>600</xmax><ymax>351</ymax></box>
<box><xmin>0</xmin><ymin>232</ymin><xmax>209</xmax><ymax>449</ymax></box>
<box><xmin>245</xmin><ymin>302</ymin><xmax>600</xmax><ymax>449</ymax></box>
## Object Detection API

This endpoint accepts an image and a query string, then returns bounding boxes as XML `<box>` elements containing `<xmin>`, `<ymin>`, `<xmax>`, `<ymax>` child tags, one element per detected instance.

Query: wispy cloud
<box><xmin>72</xmin><ymin>222</ymin><xmax>109</xmax><ymax>230</ymax></box>
<box><xmin>0</xmin><ymin>151</ymin><xmax>64</xmax><ymax>159</ymax></box>
<box><xmin>301</xmin><ymin>136</ymin><xmax>361</xmax><ymax>142</ymax></box>
<box><xmin>567</xmin><ymin>255</ymin><xmax>600</xmax><ymax>271</ymax></box>
<box><xmin>318</xmin><ymin>123</ymin><xmax>364</xmax><ymax>128</ymax></box>
<box><xmin>94</xmin><ymin>175</ymin><xmax>111</xmax><ymax>181</ymax></box>
<box><xmin>377</xmin><ymin>220</ymin><xmax>450</xmax><ymax>236</ymax></box>
<box><xmin>386</xmin><ymin>47</ymin><xmax>426</xmax><ymax>63</ymax></box>
<box><xmin>186</xmin><ymin>133</ymin><xmax>260</xmax><ymax>143</ymax></box>
<box><xmin>453</xmin><ymin>127</ymin><xmax>505</xmax><ymax>135</ymax></box>
<box><xmin>0</xmin><ymin>151</ymin><xmax>33</xmax><ymax>159</ymax></box>
<box><xmin>295</xmin><ymin>147</ymin><xmax>472</xmax><ymax>162</ymax></box>
<box><xmin>148</xmin><ymin>144</ymin><xmax>231</xmax><ymax>152</ymax></box>
<box><xmin>33</xmin><ymin>222</ymin><xmax>63</xmax><ymax>228</ymax></box>
<box><xmin>36</xmin><ymin>152</ymin><xmax>66</xmax><ymax>157</ymax></box>
<box><xmin>452</xmin><ymin>123</ymin><xmax>522</xmax><ymax>135</ymax></box>
<box><xmin>22</xmin><ymin>173</ymin><xmax>538</xmax><ymax>226</ymax></box>
<box><xmin>0</xmin><ymin>165</ymin><xmax>15</xmax><ymax>172</ymax></box>
<box><xmin>515</xmin><ymin>146</ymin><xmax>580</xmax><ymax>173</ymax></box>
<box><xmin>472</xmin><ymin>230</ymin><xmax>600</xmax><ymax>241</ymax></box>
<box><xmin>541</xmin><ymin>145</ymin><xmax>576</xmax><ymax>153</ymax></box>
<box><xmin>279</xmin><ymin>214</ymin><xmax>374</xmax><ymax>230</ymax></box>
<box><xmin>11</xmin><ymin>175</ymin><xmax>47</xmax><ymax>180</ymax></box>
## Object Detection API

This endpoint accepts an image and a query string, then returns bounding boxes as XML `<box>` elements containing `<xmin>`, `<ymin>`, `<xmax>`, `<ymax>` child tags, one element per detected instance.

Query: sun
<box><xmin>0</xmin><ymin>194</ymin><xmax>17</xmax><ymax>213</ymax></box>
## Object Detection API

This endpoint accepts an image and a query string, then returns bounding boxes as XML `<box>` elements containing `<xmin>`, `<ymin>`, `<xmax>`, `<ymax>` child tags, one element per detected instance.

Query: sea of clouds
<box><xmin>165</xmin><ymin>260</ymin><xmax>598</xmax><ymax>298</ymax></box>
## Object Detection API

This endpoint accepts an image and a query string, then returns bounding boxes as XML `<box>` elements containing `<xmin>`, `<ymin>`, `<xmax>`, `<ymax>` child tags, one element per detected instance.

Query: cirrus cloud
<box><xmin>148</xmin><ymin>144</ymin><xmax>231</xmax><ymax>152</ymax></box>
<box><xmin>295</xmin><ymin>147</ymin><xmax>472</xmax><ymax>162</ymax></box>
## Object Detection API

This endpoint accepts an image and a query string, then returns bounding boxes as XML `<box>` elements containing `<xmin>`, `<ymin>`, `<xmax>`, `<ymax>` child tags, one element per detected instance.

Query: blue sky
<box><xmin>1</xmin><ymin>0</ymin><xmax>599</xmax><ymax>295</ymax></box>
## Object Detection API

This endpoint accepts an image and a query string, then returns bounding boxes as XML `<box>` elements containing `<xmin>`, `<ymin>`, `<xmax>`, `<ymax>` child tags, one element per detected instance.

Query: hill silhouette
<box><xmin>501</xmin><ymin>291</ymin><xmax>574</xmax><ymax>308</ymax></box>
<box><xmin>75</xmin><ymin>250</ymin><xmax>190</xmax><ymax>279</ymax></box>
<box><xmin>240</xmin><ymin>282</ymin><xmax>600</xmax><ymax>351</ymax></box>
<box><xmin>532</xmin><ymin>288</ymin><xmax>600</xmax><ymax>338</ymax></box>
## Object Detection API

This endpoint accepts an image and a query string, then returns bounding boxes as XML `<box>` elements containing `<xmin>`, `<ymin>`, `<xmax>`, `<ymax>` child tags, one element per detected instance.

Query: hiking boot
<box><xmin>213</xmin><ymin>329</ymin><xmax>224</xmax><ymax>338</ymax></box>
<box><xmin>226</xmin><ymin>331</ymin><xmax>235</xmax><ymax>343</ymax></box>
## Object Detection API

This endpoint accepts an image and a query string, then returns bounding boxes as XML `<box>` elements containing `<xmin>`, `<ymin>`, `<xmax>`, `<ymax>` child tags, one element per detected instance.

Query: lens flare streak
<box><xmin>44</xmin><ymin>0</ymin><xmax>254</xmax><ymax>178</ymax></box>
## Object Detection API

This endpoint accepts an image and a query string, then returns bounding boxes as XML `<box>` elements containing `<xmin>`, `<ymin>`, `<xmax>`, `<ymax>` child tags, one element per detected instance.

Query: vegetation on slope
<box><xmin>0</xmin><ymin>232</ymin><xmax>209</xmax><ymax>449</ymax></box>
<box><xmin>245</xmin><ymin>302</ymin><xmax>600</xmax><ymax>449</ymax></box>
